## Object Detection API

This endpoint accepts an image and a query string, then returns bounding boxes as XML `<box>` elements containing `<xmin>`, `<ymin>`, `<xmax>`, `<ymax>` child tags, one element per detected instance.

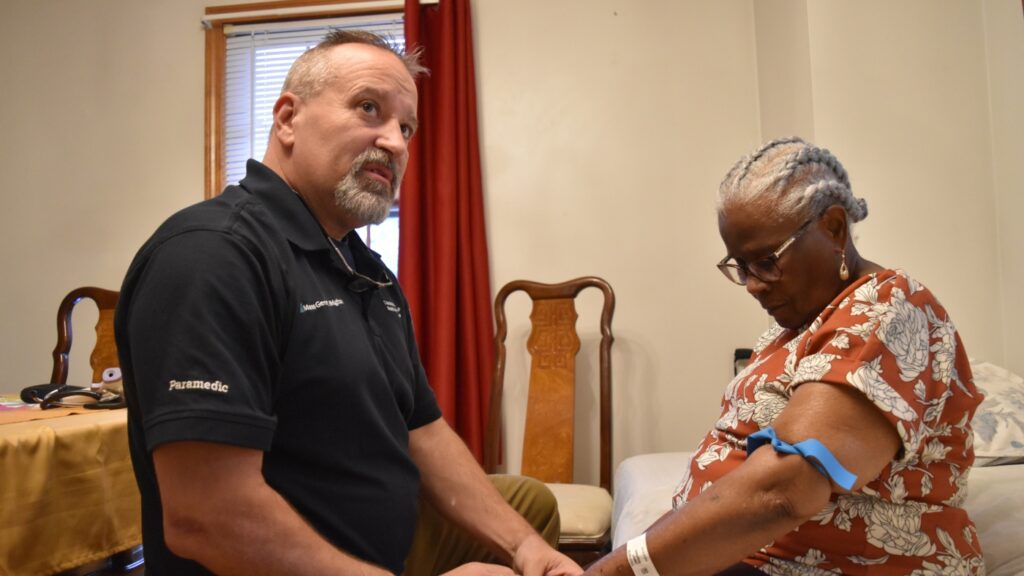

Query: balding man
<box><xmin>116</xmin><ymin>30</ymin><xmax>580</xmax><ymax>576</ymax></box>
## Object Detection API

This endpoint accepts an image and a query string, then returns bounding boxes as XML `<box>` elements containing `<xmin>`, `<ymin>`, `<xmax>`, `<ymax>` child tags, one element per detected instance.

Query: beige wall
<box><xmin>984</xmin><ymin>0</ymin><xmax>1024</xmax><ymax>376</ymax></box>
<box><xmin>1</xmin><ymin>0</ymin><xmax>1019</xmax><ymax>481</ymax></box>
<box><xmin>476</xmin><ymin>0</ymin><xmax>1023</xmax><ymax>480</ymax></box>
<box><xmin>0</xmin><ymin>0</ymin><xmax>212</xmax><ymax>388</ymax></box>
<box><xmin>805</xmin><ymin>0</ymin><xmax>1005</xmax><ymax>366</ymax></box>
<box><xmin>473</xmin><ymin>0</ymin><xmax>767</xmax><ymax>479</ymax></box>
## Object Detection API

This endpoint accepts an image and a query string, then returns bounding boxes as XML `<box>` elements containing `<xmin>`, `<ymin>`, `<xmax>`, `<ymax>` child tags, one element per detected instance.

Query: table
<box><xmin>0</xmin><ymin>408</ymin><xmax>142</xmax><ymax>576</ymax></box>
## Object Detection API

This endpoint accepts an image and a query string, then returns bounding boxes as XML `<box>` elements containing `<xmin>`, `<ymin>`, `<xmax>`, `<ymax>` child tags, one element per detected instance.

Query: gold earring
<box><xmin>839</xmin><ymin>250</ymin><xmax>849</xmax><ymax>281</ymax></box>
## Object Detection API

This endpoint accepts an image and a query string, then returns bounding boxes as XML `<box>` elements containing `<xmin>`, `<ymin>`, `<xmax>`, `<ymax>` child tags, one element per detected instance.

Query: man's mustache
<box><xmin>352</xmin><ymin>148</ymin><xmax>398</xmax><ymax>187</ymax></box>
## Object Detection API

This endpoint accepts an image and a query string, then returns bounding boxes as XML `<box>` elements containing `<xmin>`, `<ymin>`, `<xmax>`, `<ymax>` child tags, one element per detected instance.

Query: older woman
<box><xmin>586</xmin><ymin>138</ymin><xmax>984</xmax><ymax>576</ymax></box>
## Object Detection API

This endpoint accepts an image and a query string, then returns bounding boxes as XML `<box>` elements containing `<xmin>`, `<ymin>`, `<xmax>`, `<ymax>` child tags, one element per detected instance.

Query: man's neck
<box><xmin>262</xmin><ymin>155</ymin><xmax>356</xmax><ymax>240</ymax></box>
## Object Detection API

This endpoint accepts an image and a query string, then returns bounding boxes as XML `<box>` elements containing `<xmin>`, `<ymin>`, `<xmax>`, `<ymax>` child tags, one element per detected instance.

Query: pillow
<box><xmin>969</xmin><ymin>360</ymin><xmax>1024</xmax><ymax>464</ymax></box>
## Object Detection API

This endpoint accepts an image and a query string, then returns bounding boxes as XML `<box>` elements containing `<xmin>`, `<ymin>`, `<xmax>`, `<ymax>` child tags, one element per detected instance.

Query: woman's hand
<box><xmin>442</xmin><ymin>562</ymin><xmax>517</xmax><ymax>576</ymax></box>
<box><xmin>512</xmin><ymin>533</ymin><xmax>584</xmax><ymax>576</ymax></box>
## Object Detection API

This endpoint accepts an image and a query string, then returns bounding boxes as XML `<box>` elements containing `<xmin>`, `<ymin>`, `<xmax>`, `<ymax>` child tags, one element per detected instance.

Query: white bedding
<box><xmin>612</xmin><ymin>452</ymin><xmax>1024</xmax><ymax>575</ymax></box>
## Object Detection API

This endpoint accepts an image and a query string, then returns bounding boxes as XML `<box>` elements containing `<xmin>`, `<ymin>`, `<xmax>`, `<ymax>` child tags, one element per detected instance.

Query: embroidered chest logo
<box><xmin>382</xmin><ymin>299</ymin><xmax>402</xmax><ymax>318</ymax></box>
<box><xmin>168</xmin><ymin>379</ymin><xmax>230</xmax><ymax>394</ymax></box>
<box><xmin>298</xmin><ymin>298</ymin><xmax>345</xmax><ymax>313</ymax></box>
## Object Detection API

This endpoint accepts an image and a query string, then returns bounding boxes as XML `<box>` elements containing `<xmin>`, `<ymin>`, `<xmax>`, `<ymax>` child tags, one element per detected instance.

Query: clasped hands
<box><xmin>441</xmin><ymin>534</ymin><xmax>582</xmax><ymax>576</ymax></box>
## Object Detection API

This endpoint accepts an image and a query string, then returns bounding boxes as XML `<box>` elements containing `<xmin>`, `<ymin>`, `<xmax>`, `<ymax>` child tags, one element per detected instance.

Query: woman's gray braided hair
<box><xmin>717</xmin><ymin>137</ymin><xmax>868</xmax><ymax>224</ymax></box>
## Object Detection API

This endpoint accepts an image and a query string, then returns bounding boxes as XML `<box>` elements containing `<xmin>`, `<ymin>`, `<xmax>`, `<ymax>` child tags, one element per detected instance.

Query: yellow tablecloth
<box><xmin>0</xmin><ymin>409</ymin><xmax>141</xmax><ymax>576</ymax></box>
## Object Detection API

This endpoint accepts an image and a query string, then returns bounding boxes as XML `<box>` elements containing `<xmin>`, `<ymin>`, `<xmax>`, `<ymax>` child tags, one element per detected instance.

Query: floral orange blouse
<box><xmin>673</xmin><ymin>270</ymin><xmax>985</xmax><ymax>575</ymax></box>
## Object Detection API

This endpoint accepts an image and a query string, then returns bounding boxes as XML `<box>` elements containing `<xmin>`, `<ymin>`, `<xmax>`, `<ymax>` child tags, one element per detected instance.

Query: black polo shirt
<box><xmin>115</xmin><ymin>160</ymin><xmax>441</xmax><ymax>575</ymax></box>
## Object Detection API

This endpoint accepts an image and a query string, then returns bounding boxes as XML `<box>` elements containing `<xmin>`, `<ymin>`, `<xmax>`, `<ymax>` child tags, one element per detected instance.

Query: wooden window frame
<box><xmin>203</xmin><ymin>1</ymin><xmax>405</xmax><ymax>198</ymax></box>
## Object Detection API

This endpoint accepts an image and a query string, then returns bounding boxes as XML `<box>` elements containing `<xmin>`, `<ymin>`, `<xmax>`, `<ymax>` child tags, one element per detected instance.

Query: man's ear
<box><xmin>271</xmin><ymin>92</ymin><xmax>300</xmax><ymax>148</ymax></box>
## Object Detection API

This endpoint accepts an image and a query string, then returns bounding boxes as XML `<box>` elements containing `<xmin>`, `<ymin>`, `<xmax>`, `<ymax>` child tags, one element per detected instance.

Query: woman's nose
<box><xmin>744</xmin><ymin>274</ymin><xmax>770</xmax><ymax>297</ymax></box>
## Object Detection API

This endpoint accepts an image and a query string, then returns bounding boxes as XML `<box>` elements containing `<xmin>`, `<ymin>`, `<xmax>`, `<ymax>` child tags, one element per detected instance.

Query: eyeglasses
<box><xmin>40</xmin><ymin>386</ymin><xmax>104</xmax><ymax>409</ymax></box>
<box><xmin>716</xmin><ymin>219</ymin><xmax>814</xmax><ymax>285</ymax></box>
<box><xmin>325</xmin><ymin>232</ymin><xmax>393</xmax><ymax>291</ymax></box>
<box><xmin>20</xmin><ymin>382</ymin><xmax>125</xmax><ymax>410</ymax></box>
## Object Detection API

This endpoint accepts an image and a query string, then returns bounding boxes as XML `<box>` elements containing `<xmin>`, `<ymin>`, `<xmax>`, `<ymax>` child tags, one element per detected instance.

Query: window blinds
<box><xmin>223</xmin><ymin>14</ymin><xmax>406</xmax><ymax>186</ymax></box>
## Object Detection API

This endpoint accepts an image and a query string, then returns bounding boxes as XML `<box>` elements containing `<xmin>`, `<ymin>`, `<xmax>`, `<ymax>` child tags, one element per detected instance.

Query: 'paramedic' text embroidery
<box><xmin>168</xmin><ymin>379</ymin><xmax>229</xmax><ymax>393</ymax></box>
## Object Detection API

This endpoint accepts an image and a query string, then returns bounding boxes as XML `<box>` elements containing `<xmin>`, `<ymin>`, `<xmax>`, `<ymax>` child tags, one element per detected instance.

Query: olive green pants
<box><xmin>403</xmin><ymin>475</ymin><xmax>561</xmax><ymax>576</ymax></box>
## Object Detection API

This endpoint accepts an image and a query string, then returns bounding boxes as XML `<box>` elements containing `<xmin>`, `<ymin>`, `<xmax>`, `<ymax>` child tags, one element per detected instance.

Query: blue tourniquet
<box><xmin>746</xmin><ymin>427</ymin><xmax>858</xmax><ymax>490</ymax></box>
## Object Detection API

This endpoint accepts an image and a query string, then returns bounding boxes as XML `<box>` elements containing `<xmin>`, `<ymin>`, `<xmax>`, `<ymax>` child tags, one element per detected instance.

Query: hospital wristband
<box><xmin>626</xmin><ymin>533</ymin><xmax>661</xmax><ymax>576</ymax></box>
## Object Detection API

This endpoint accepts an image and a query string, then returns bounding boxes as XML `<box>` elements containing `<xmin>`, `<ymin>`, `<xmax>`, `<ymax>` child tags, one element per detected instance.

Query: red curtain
<box><xmin>401</xmin><ymin>0</ymin><xmax>493</xmax><ymax>462</ymax></box>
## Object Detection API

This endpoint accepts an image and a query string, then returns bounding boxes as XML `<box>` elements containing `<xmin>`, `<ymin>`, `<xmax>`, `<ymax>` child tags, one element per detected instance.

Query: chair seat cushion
<box><xmin>546</xmin><ymin>483</ymin><xmax>612</xmax><ymax>539</ymax></box>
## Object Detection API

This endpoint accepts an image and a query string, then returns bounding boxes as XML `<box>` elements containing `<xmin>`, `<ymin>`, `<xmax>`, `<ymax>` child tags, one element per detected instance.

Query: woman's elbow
<box><xmin>757</xmin><ymin>480</ymin><xmax>831</xmax><ymax>527</ymax></box>
<box><xmin>748</xmin><ymin>448</ymin><xmax>834</xmax><ymax>525</ymax></box>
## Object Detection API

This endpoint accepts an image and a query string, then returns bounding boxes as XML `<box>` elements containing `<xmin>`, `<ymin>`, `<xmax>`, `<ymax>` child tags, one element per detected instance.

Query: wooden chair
<box><xmin>485</xmin><ymin>277</ymin><xmax>615</xmax><ymax>566</ymax></box>
<box><xmin>50</xmin><ymin>287</ymin><xmax>120</xmax><ymax>385</ymax></box>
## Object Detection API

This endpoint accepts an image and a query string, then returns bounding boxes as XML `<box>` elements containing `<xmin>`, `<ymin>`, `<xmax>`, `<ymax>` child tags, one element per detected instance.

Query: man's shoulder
<box><xmin>122</xmin><ymin>186</ymin><xmax>293</xmax><ymax>292</ymax></box>
<box><xmin>116</xmin><ymin>186</ymin><xmax>296</xmax><ymax>335</ymax></box>
<box><xmin>157</xmin><ymin>185</ymin><xmax>260</xmax><ymax>236</ymax></box>
<box><xmin>145</xmin><ymin>186</ymin><xmax>288</xmax><ymax>255</ymax></box>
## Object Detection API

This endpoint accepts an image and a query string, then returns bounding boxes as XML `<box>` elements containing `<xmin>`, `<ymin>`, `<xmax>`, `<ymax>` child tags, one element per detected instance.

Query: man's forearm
<box><xmin>408</xmin><ymin>419</ymin><xmax>539</xmax><ymax>562</ymax></box>
<box><xmin>164</xmin><ymin>481</ymin><xmax>390</xmax><ymax>576</ymax></box>
<box><xmin>154</xmin><ymin>441</ymin><xmax>391</xmax><ymax>576</ymax></box>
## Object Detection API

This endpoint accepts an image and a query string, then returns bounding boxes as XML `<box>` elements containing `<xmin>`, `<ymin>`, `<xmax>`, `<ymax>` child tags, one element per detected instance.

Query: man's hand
<box><xmin>410</xmin><ymin>420</ymin><xmax>581</xmax><ymax>576</ymax></box>
<box><xmin>512</xmin><ymin>534</ymin><xmax>583</xmax><ymax>576</ymax></box>
<box><xmin>442</xmin><ymin>563</ymin><xmax>517</xmax><ymax>576</ymax></box>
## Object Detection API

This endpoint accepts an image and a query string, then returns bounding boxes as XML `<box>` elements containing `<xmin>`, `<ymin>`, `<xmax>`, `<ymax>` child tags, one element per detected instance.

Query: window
<box><xmin>204</xmin><ymin>3</ymin><xmax>407</xmax><ymax>272</ymax></box>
